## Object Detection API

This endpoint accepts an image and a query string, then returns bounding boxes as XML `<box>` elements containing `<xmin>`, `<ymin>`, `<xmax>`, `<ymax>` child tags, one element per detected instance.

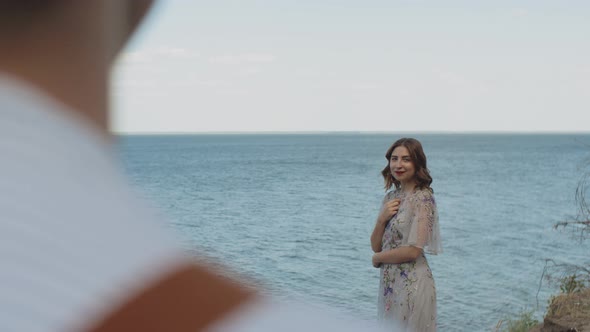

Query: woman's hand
<box><xmin>377</xmin><ymin>198</ymin><xmax>401</xmax><ymax>225</ymax></box>
<box><xmin>372</xmin><ymin>253</ymin><xmax>382</xmax><ymax>268</ymax></box>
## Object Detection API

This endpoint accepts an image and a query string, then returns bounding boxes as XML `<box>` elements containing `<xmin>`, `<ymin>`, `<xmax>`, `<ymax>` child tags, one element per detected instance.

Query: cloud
<box><xmin>155</xmin><ymin>47</ymin><xmax>200</xmax><ymax>59</ymax></box>
<box><xmin>117</xmin><ymin>47</ymin><xmax>200</xmax><ymax>65</ymax></box>
<box><xmin>293</xmin><ymin>67</ymin><xmax>319</xmax><ymax>78</ymax></box>
<box><xmin>349</xmin><ymin>83</ymin><xmax>381</xmax><ymax>91</ymax></box>
<box><xmin>208</xmin><ymin>53</ymin><xmax>277</xmax><ymax>65</ymax></box>
<box><xmin>113</xmin><ymin>78</ymin><xmax>158</xmax><ymax>89</ymax></box>
<box><xmin>118</xmin><ymin>51</ymin><xmax>152</xmax><ymax>65</ymax></box>
<box><xmin>507</xmin><ymin>8</ymin><xmax>529</xmax><ymax>18</ymax></box>
<box><xmin>238</xmin><ymin>67</ymin><xmax>262</xmax><ymax>76</ymax></box>
<box><xmin>195</xmin><ymin>80</ymin><xmax>231</xmax><ymax>88</ymax></box>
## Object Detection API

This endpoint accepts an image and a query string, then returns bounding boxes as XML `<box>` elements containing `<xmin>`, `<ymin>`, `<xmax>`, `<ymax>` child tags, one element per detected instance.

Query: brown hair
<box><xmin>381</xmin><ymin>137</ymin><xmax>433</xmax><ymax>192</ymax></box>
<box><xmin>0</xmin><ymin>1</ymin><xmax>63</xmax><ymax>35</ymax></box>
<box><xmin>0</xmin><ymin>2</ymin><xmax>57</xmax><ymax>20</ymax></box>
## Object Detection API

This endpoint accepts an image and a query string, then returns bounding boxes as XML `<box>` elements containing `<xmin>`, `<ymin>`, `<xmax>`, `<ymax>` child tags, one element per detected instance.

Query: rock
<box><xmin>533</xmin><ymin>289</ymin><xmax>590</xmax><ymax>332</ymax></box>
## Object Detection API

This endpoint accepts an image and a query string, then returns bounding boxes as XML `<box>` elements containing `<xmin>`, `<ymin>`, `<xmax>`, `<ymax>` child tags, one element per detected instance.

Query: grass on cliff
<box><xmin>495</xmin><ymin>310</ymin><xmax>539</xmax><ymax>332</ymax></box>
<box><xmin>546</xmin><ymin>288</ymin><xmax>590</xmax><ymax>321</ymax></box>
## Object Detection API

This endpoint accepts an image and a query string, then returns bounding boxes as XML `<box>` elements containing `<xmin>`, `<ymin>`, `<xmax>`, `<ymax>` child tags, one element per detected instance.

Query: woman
<box><xmin>370</xmin><ymin>138</ymin><xmax>442</xmax><ymax>331</ymax></box>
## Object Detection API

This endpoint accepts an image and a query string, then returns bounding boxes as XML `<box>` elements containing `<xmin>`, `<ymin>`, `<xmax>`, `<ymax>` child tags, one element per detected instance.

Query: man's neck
<box><xmin>0</xmin><ymin>46</ymin><xmax>110</xmax><ymax>134</ymax></box>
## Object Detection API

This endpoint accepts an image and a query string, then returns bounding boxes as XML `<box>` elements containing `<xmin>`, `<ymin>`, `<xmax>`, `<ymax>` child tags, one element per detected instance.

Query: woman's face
<box><xmin>390</xmin><ymin>146</ymin><xmax>416</xmax><ymax>184</ymax></box>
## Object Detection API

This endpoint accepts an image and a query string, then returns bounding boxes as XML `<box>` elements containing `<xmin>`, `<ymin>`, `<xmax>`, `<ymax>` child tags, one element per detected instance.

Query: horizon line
<box><xmin>112</xmin><ymin>130</ymin><xmax>590</xmax><ymax>135</ymax></box>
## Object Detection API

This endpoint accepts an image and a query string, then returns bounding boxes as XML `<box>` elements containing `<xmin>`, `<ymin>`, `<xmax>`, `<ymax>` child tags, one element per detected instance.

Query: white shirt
<box><xmin>0</xmin><ymin>75</ymin><xmax>189</xmax><ymax>331</ymax></box>
<box><xmin>0</xmin><ymin>75</ymin><xmax>390</xmax><ymax>332</ymax></box>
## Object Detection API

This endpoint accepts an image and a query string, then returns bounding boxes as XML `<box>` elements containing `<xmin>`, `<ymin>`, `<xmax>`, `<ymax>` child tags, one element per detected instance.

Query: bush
<box><xmin>559</xmin><ymin>273</ymin><xmax>587</xmax><ymax>294</ymax></box>
<box><xmin>496</xmin><ymin>310</ymin><xmax>539</xmax><ymax>332</ymax></box>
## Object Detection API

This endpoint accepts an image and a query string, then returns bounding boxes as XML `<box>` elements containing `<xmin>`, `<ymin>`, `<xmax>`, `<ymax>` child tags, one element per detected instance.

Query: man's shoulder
<box><xmin>0</xmin><ymin>76</ymin><xmax>185</xmax><ymax>332</ymax></box>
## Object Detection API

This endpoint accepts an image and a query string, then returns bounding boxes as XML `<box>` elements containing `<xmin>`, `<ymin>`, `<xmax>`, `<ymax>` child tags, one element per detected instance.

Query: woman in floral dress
<box><xmin>370</xmin><ymin>138</ymin><xmax>442</xmax><ymax>331</ymax></box>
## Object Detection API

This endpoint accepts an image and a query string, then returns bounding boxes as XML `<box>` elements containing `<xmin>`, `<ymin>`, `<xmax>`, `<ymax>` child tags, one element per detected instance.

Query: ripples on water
<box><xmin>118</xmin><ymin>134</ymin><xmax>590</xmax><ymax>331</ymax></box>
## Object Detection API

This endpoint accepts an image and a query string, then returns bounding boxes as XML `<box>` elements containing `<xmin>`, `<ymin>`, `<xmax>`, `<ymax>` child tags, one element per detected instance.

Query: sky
<box><xmin>111</xmin><ymin>0</ymin><xmax>590</xmax><ymax>133</ymax></box>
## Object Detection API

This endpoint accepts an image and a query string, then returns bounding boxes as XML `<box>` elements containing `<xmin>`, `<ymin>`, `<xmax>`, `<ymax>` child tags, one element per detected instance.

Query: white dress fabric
<box><xmin>377</xmin><ymin>188</ymin><xmax>442</xmax><ymax>331</ymax></box>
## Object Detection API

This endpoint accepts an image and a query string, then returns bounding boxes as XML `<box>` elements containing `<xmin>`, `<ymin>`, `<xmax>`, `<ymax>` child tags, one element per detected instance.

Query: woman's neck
<box><xmin>399</xmin><ymin>181</ymin><xmax>417</xmax><ymax>193</ymax></box>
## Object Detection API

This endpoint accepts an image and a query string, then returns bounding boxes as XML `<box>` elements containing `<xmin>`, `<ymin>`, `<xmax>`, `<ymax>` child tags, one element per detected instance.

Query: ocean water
<box><xmin>117</xmin><ymin>134</ymin><xmax>590</xmax><ymax>331</ymax></box>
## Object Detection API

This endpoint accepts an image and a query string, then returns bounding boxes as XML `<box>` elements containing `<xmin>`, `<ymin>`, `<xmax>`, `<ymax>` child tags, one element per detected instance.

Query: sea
<box><xmin>117</xmin><ymin>133</ymin><xmax>590</xmax><ymax>331</ymax></box>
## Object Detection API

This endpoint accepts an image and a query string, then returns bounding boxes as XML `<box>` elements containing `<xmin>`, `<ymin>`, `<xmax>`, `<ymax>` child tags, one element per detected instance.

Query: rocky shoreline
<box><xmin>530</xmin><ymin>288</ymin><xmax>590</xmax><ymax>332</ymax></box>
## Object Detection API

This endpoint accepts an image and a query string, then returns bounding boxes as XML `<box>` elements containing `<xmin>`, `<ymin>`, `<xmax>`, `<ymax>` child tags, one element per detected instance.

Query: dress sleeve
<box><xmin>404</xmin><ymin>190</ymin><xmax>442</xmax><ymax>254</ymax></box>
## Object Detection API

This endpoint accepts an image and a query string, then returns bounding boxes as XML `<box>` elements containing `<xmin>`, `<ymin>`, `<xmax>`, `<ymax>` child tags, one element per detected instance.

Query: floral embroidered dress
<box><xmin>378</xmin><ymin>188</ymin><xmax>442</xmax><ymax>331</ymax></box>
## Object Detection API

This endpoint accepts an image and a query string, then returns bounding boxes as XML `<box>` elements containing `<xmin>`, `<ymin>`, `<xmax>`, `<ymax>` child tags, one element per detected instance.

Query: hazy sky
<box><xmin>111</xmin><ymin>0</ymin><xmax>590</xmax><ymax>133</ymax></box>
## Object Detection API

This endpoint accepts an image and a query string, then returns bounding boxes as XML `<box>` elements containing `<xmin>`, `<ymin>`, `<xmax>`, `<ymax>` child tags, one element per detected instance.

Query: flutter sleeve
<box><xmin>403</xmin><ymin>190</ymin><xmax>442</xmax><ymax>255</ymax></box>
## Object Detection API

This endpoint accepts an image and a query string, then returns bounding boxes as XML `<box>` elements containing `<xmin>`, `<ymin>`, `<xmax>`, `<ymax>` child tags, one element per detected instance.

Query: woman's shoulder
<box><xmin>383</xmin><ymin>189</ymin><xmax>398</xmax><ymax>201</ymax></box>
<box><xmin>414</xmin><ymin>187</ymin><xmax>435</xmax><ymax>203</ymax></box>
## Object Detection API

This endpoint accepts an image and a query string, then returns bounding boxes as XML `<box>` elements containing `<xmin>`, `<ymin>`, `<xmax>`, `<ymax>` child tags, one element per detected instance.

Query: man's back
<box><xmin>0</xmin><ymin>2</ymin><xmax>392</xmax><ymax>331</ymax></box>
<box><xmin>0</xmin><ymin>76</ymin><xmax>390</xmax><ymax>332</ymax></box>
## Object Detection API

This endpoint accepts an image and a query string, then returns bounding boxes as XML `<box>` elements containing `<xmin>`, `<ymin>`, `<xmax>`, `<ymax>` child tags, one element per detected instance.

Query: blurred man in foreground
<box><xmin>0</xmin><ymin>1</ymin><xmax>389</xmax><ymax>331</ymax></box>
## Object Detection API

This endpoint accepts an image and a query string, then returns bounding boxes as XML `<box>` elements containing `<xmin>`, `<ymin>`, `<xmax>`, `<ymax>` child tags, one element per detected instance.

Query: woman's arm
<box><xmin>370</xmin><ymin>218</ymin><xmax>387</xmax><ymax>253</ymax></box>
<box><xmin>370</xmin><ymin>197</ymin><xmax>401</xmax><ymax>253</ymax></box>
<box><xmin>372</xmin><ymin>246</ymin><xmax>423</xmax><ymax>266</ymax></box>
